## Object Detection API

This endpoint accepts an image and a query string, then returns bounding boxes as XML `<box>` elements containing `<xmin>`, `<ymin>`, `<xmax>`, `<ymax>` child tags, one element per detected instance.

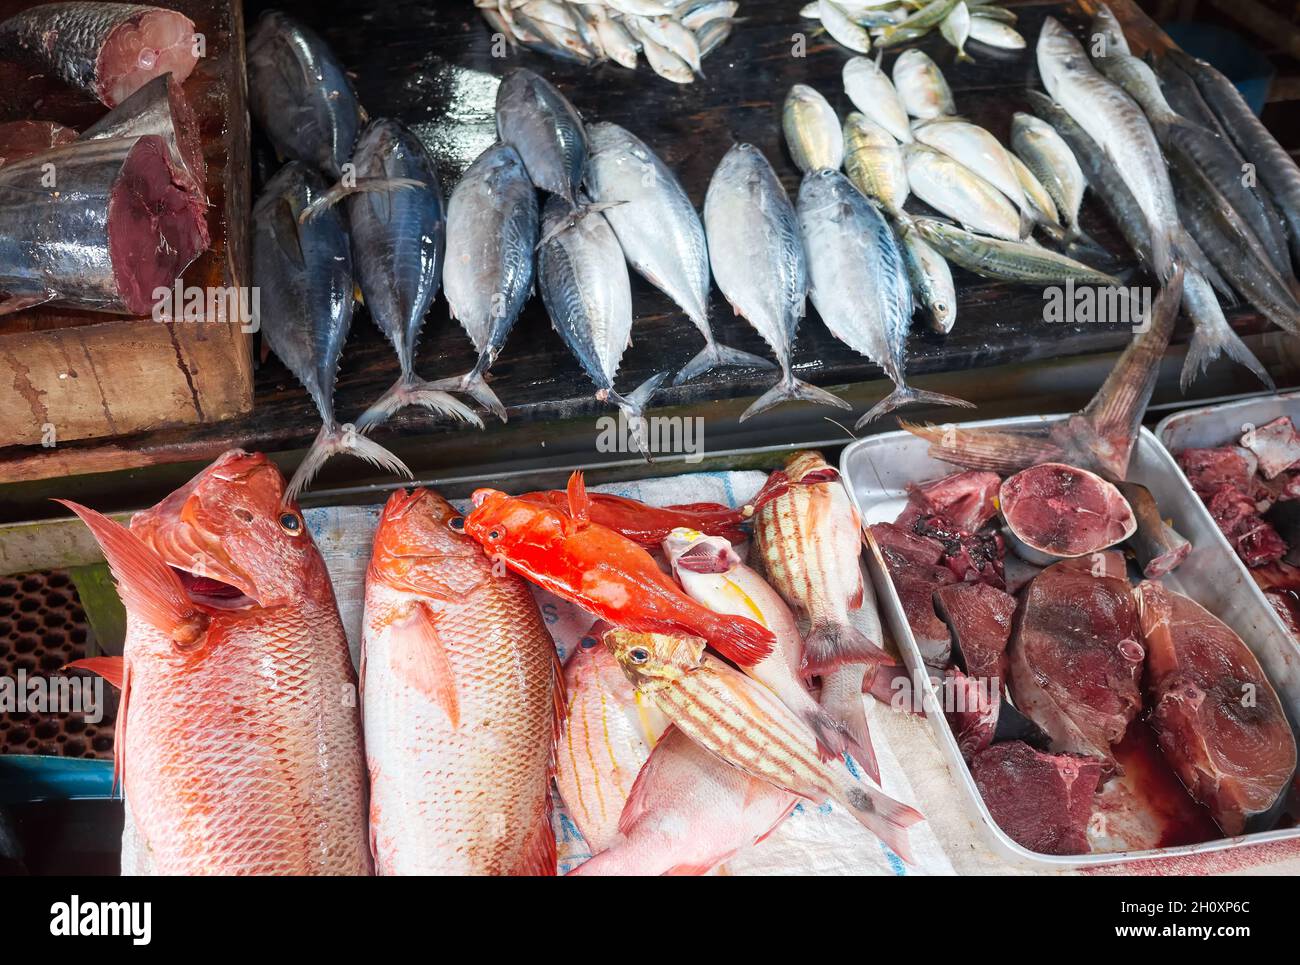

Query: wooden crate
<box><xmin>0</xmin><ymin>0</ymin><xmax>252</xmax><ymax>447</ymax></box>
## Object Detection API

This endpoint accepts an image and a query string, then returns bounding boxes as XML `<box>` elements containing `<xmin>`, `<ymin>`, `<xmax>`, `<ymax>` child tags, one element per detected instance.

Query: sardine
<box><xmin>819</xmin><ymin>0</ymin><xmax>873</xmax><ymax>53</ymax></box>
<box><xmin>704</xmin><ymin>143</ymin><xmax>850</xmax><ymax>421</ymax></box>
<box><xmin>248</xmin><ymin>11</ymin><xmax>363</xmax><ymax>180</ymax></box>
<box><xmin>893</xmin><ymin>49</ymin><xmax>954</xmax><ymax>119</ymax></box>
<box><xmin>939</xmin><ymin>1</ymin><xmax>974</xmax><ymax>62</ymax></box>
<box><xmin>590</xmin><ymin>8</ymin><xmax>639</xmax><ymax>68</ymax></box>
<box><xmin>843</xmin><ymin>55</ymin><xmax>914</xmax><ymax>144</ymax></box>
<box><xmin>632</xmin><ymin>13</ymin><xmax>703</xmax><ymax>73</ymax></box>
<box><xmin>539</xmin><ymin>197</ymin><xmax>666</xmax><ymax>456</ymax></box>
<box><xmin>913</xmin><ymin>219</ymin><xmax>1121</xmax><ymax>285</ymax></box>
<box><xmin>251</xmin><ymin>163</ymin><xmax>411</xmax><ymax>499</ymax></box>
<box><xmin>0</xmin><ymin>2</ymin><xmax>198</xmax><ymax>108</ymax></box>
<box><xmin>966</xmin><ymin>17</ymin><xmax>1023</xmax><ymax>49</ymax></box>
<box><xmin>797</xmin><ymin>169</ymin><xmax>972</xmax><ymax>424</ymax></box>
<box><xmin>904</xmin><ymin>143</ymin><xmax>1023</xmax><ymax>240</ymax></box>
<box><xmin>843</xmin><ymin>112</ymin><xmax>909</xmax><ymax>217</ymax></box>
<box><xmin>899</xmin><ymin>222</ymin><xmax>957</xmax><ymax>333</ymax></box>
<box><xmin>604</xmin><ymin>628</ymin><xmax>924</xmax><ymax>863</ymax></box>
<box><xmin>584</xmin><ymin>122</ymin><xmax>770</xmax><ymax>385</ymax></box>
<box><xmin>783</xmin><ymin>84</ymin><xmax>844</xmax><ymax>174</ymax></box>
<box><xmin>496</xmin><ymin>67</ymin><xmax>588</xmax><ymax>207</ymax></box>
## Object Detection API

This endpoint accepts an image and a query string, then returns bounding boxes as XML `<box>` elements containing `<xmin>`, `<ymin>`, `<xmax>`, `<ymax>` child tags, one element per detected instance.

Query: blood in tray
<box><xmin>1111</xmin><ymin>720</ymin><xmax>1220</xmax><ymax>849</ymax></box>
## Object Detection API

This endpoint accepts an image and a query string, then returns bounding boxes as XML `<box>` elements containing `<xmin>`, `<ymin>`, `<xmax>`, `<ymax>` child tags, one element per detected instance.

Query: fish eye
<box><xmin>628</xmin><ymin>647</ymin><xmax>650</xmax><ymax>664</ymax></box>
<box><xmin>448</xmin><ymin>516</ymin><xmax>465</xmax><ymax>532</ymax></box>
<box><xmin>487</xmin><ymin>528</ymin><xmax>503</xmax><ymax>541</ymax></box>
<box><xmin>279</xmin><ymin>511</ymin><xmax>303</xmax><ymax>534</ymax></box>
<box><xmin>579</xmin><ymin>635</ymin><xmax>598</xmax><ymax>650</ymax></box>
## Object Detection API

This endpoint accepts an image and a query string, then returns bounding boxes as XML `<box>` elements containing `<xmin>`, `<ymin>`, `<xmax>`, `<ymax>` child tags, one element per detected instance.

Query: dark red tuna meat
<box><xmin>1136</xmin><ymin>581</ymin><xmax>1298</xmax><ymax>835</ymax></box>
<box><xmin>1178</xmin><ymin>446</ymin><xmax>1258</xmax><ymax>500</ymax></box>
<box><xmin>80</xmin><ymin>72</ymin><xmax>206</xmax><ymax>194</ymax></box>
<box><xmin>0</xmin><ymin>119</ymin><xmax>76</xmax><ymax>167</ymax></box>
<box><xmin>972</xmin><ymin>740</ymin><xmax>1103</xmax><ymax>855</ymax></box>
<box><xmin>934</xmin><ymin>581</ymin><xmax>1017</xmax><ymax>686</ymax></box>
<box><xmin>1000</xmin><ymin>463</ymin><xmax>1136</xmax><ymax>561</ymax></box>
<box><xmin>943</xmin><ymin>667</ymin><xmax>1000</xmax><ymax>760</ymax></box>
<box><xmin>871</xmin><ymin>522</ymin><xmax>956</xmax><ymax>667</ymax></box>
<box><xmin>896</xmin><ymin>470</ymin><xmax>1002</xmax><ymax>533</ymax></box>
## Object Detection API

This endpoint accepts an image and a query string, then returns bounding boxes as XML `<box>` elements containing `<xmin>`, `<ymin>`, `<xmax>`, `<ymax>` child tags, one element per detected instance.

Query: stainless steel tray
<box><xmin>841</xmin><ymin>414</ymin><xmax>1300</xmax><ymax>871</ymax></box>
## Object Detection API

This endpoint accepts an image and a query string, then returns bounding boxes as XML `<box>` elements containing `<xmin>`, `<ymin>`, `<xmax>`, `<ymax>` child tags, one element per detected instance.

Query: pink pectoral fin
<box><xmin>390</xmin><ymin>602</ymin><xmax>459</xmax><ymax>728</ymax></box>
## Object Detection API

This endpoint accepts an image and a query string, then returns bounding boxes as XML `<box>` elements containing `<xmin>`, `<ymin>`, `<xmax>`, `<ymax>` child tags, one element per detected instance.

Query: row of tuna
<box><xmin>59</xmin><ymin>448</ymin><xmax>924</xmax><ymax>874</ymax></box>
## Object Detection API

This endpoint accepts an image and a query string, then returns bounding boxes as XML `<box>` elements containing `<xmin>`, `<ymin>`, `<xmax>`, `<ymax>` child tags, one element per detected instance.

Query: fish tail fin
<box><xmin>536</xmin><ymin>199</ymin><xmax>626</xmax><ymax>249</ymax></box>
<box><xmin>840</xmin><ymin>782</ymin><xmax>925</xmax><ymax>865</ymax></box>
<box><xmin>802</xmin><ymin>620</ymin><xmax>893</xmax><ymax>676</ymax></box>
<box><xmin>298</xmin><ymin>176</ymin><xmax>426</xmax><ymax>223</ymax></box>
<box><xmin>672</xmin><ymin>340</ymin><xmax>775</xmax><ymax>385</ymax></box>
<box><xmin>740</xmin><ymin>372</ymin><xmax>850</xmax><ymax>423</ymax></box>
<box><xmin>423</xmin><ymin>361</ymin><xmax>509</xmax><ymax>423</ymax></box>
<box><xmin>354</xmin><ymin>375</ymin><xmax>484</xmax><ymax>432</ymax></box>
<box><xmin>855</xmin><ymin>384</ymin><xmax>974</xmax><ymax>429</ymax></box>
<box><xmin>286</xmin><ymin>423</ymin><xmax>414</xmax><ymax>501</ymax></box>
<box><xmin>1181</xmin><ymin>320</ymin><xmax>1274</xmax><ymax>393</ymax></box>
<box><xmin>817</xmin><ymin>675</ymin><xmax>881</xmax><ymax>784</ymax></box>
<box><xmin>607</xmin><ymin>371</ymin><xmax>669</xmax><ymax>460</ymax></box>
<box><xmin>1065</xmin><ymin>227</ymin><xmax>1113</xmax><ymax>263</ymax></box>
<box><xmin>697</xmin><ymin>611</ymin><xmax>774</xmax><ymax>667</ymax></box>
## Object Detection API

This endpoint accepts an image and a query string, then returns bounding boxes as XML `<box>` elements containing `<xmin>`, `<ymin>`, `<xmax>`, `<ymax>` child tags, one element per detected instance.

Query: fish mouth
<box><xmin>171</xmin><ymin>566</ymin><xmax>259</xmax><ymax>610</ymax></box>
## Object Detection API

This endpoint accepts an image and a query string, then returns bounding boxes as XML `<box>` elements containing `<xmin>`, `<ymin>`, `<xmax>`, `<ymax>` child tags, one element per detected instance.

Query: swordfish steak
<box><xmin>1136</xmin><ymin>581</ymin><xmax>1297</xmax><ymax>835</ymax></box>
<box><xmin>1008</xmin><ymin>552</ymin><xmax>1144</xmax><ymax>772</ymax></box>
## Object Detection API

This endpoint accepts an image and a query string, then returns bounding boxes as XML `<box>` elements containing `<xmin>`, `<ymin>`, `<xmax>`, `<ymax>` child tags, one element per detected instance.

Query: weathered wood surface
<box><xmin>0</xmin><ymin>0</ymin><xmax>1292</xmax><ymax>514</ymax></box>
<box><xmin>0</xmin><ymin>0</ymin><xmax>253</xmax><ymax>446</ymax></box>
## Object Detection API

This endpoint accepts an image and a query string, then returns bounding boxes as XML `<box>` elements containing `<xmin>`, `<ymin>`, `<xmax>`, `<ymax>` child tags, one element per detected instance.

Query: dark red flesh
<box><xmin>871</xmin><ymin>522</ymin><xmax>956</xmax><ymax>667</ymax></box>
<box><xmin>1000</xmin><ymin>463</ymin><xmax>1135</xmax><ymax>558</ymax></box>
<box><xmin>972</xmin><ymin>740</ymin><xmax>1103</xmax><ymax>856</ymax></box>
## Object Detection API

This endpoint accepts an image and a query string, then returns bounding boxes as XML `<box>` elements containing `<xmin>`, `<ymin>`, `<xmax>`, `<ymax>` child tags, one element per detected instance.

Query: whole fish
<box><xmin>331</xmin><ymin>120</ymin><xmax>480</xmax><ymax>433</ymax></box>
<box><xmin>819</xmin><ymin>0</ymin><xmax>873</xmax><ymax>53</ymax></box>
<box><xmin>797</xmin><ymin>169</ymin><xmax>972</xmax><ymax>423</ymax></box>
<box><xmin>538</xmin><ymin>196</ymin><xmax>666</xmax><ymax>455</ymax></box>
<box><xmin>843</xmin><ymin>56</ymin><xmax>913</xmax><ymax>144</ymax></box>
<box><xmin>663</xmin><ymin>527</ymin><xmax>874</xmax><ymax>774</ymax></box>
<box><xmin>0</xmin><ymin>2</ymin><xmax>198</xmax><ymax>107</ymax></box>
<box><xmin>569</xmin><ymin>725</ymin><xmax>797</xmax><ymax>875</ymax></box>
<box><xmin>1036</xmin><ymin>17</ymin><xmax>1189</xmax><ymax>282</ymax></box>
<box><xmin>695</xmin><ymin>17</ymin><xmax>734</xmax><ymax>57</ymax></box>
<box><xmin>556</xmin><ymin>632</ymin><xmax>670</xmax><ymax>855</ymax></box>
<box><xmin>843</xmin><ymin>112</ymin><xmax>909</xmax><ymax>217</ymax></box>
<box><xmin>1090</xmin><ymin>2</ymin><xmax>1128</xmax><ymax>55</ymax></box>
<box><xmin>633</xmin><ymin>13</ymin><xmax>703</xmax><ymax>73</ymax></box>
<box><xmin>79</xmin><ymin>72</ymin><xmax>206</xmax><ymax>194</ymax></box>
<box><xmin>704</xmin><ymin>143</ymin><xmax>850</xmax><ymax>421</ymax></box>
<box><xmin>588</xmin><ymin>7</ymin><xmax>638</xmax><ymax>69</ymax></box>
<box><xmin>604</xmin><ymin>628</ymin><xmax>924</xmax><ymax>863</ymax></box>
<box><xmin>1008</xmin><ymin>151</ymin><xmax>1062</xmax><ymax>227</ymax></box>
<box><xmin>362</xmin><ymin>487</ymin><xmax>560</xmax><ymax>875</ymax></box>
<box><xmin>248</xmin><ymin>11</ymin><xmax>363</xmax><ymax>179</ymax></box>
<box><xmin>893</xmin><ymin>49</ymin><xmax>954</xmax><ymax>119</ymax></box>
<box><xmin>61</xmin><ymin>451</ymin><xmax>371</xmax><ymax>874</ymax></box>
<box><xmin>783</xmin><ymin>84</ymin><xmax>844</xmax><ymax>174</ymax></box>
<box><xmin>881</xmin><ymin>0</ymin><xmax>961</xmax><ymax>43</ymax></box>
<box><xmin>966</xmin><ymin>16</ymin><xmax>1023</xmax><ymax>49</ymax></box>
<box><xmin>939</xmin><ymin>1</ymin><xmax>974</xmax><ymax>62</ymax></box>
<box><xmin>496</xmin><ymin>67</ymin><xmax>587</xmax><ymax>206</ymax></box>
<box><xmin>913</xmin><ymin>118</ymin><xmax>1038</xmax><ymax>231</ymax></box>
<box><xmin>251</xmin><ymin>163</ymin><xmax>411</xmax><ymax>500</ymax></box>
<box><xmin>583</xmin><ymin>122</ymin><xmax>771</xmax><ymax>384</ymax></box>
<box><xmin>434</xmin><ymin>143</ymin><xmax>539</xmax><ymax>422</ymax></box>
<box><xmin>1010</xmin><ymin>111</ymin><xmax>1088</xmax><ymax>245</ymax></box>
<box><xmin>464</xmin><ymin>471</ymin><xmax>775</xmax><ymax>666</ymax></box>
<box><xmin>899</xmin><ymin>222</ymin><xmax>957</xmax><ymax>334</ymax></box>
<box><xmin>904</xmin><ymin>144</ymin><xmax>1023</xmax><ymax>240</ymax></box>
<box><xmin>913</xmin><ymin>219</ymin><xmax>1120</xmax><ymax>285</ymax></box>
<box><xmin>627</xmin><ymin>19</ymin><xmax>695</xmax><ymax>84</ymax></box>
<box><xmin>753</xmin><ymin>451</ymin><xmax>892</xmax><ymax>674</ymax></box>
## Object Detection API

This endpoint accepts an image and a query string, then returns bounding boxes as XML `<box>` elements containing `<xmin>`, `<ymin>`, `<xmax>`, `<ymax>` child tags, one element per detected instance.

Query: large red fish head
<box><xmin>369</xmin><ymin>487</ymin><xmax>490</xmax><ymax>597</ymax></box>
<box><xmin>463</xmin><ymin>487</ymin><xmax>568</xmax><ymax>560</ymax></box>
<box><xmin>129</xmin><ymin>449</ymin><xmax>319</xmax><ymax>610</ymax></box>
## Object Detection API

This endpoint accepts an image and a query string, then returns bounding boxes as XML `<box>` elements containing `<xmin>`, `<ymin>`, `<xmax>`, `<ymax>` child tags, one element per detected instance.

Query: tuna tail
<box><xmin>353</xmin><ymin>374</ymin><xmax>484</xmax><ymax>432</ymax></box>
<box><xmin>285</xmin><ymin>422</ymin><xmax>414</xmax><ymax>502</ymax></box>
<box><xmin>802</xmin><ymin>621</ymin><xmax>893</xmax><ymax>676</ymax></box>
<box><xmin>424</xmin><ymin>356</ymin><xmax>509</xmax><ymax>423</ymax></box>
<box><xmin>838</xmin><ymin>781</ymin><xmax>925</xmax><ymax>865</ymax></box>
<box><xmin>298</xmin><ymin>176</ymin><xmax>426</xmax><ymax>223</ymax></box>
<box><xmin>1180</xmin><ymin>288</ymin><xmax>1274</xmax><ymax>393</ymax></box>
<box><xmin>535</xmin><ymin>199</ymin><xmax>626</xmax><ymax>249</ymax></box>
<box><xmin>855</xmin><ymin>384</ymin><xmax>974</xmax><ymax>429</ymax></box>
<box><xmin>740</xmin><ymin>370</ymin><xmax>850</xmax><ymax>423</ymax></box>
<box><xmin>606</xmin><ymin>371</ymin><xmax>670</xmax><ymax>461</ymax></box>
<box><xmin>673</xmin><ymin>339</ymin><xmax>775</xmax><ymax>386</ymax></box>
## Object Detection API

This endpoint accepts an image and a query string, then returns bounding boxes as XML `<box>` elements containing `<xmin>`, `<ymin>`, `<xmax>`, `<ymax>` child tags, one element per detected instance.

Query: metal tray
<box><xmin>840</xmin><ymin>414</ymin><xmax>1300</xmax><ymax>871</ymax></box>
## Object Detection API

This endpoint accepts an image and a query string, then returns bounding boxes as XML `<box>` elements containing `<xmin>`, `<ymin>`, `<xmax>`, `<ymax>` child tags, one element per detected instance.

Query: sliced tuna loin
<box><xmin>0</xmin><ymin>3</ymin><xmax>198</xmax><ymax>108</ymax></box>
<box><xmin>1007</xmin><ymin>553</ymin><xmax>1144</xmax><ymax>771</ymax></box>
<box><xmin>972</xmin><ymin>741</ymin><xmax>1103</xmax><ymax>855</ymax></box>
<box><xmin>871</xmin><ymin>522</ymin><xmax>955</xmax><ymax>667</ymax></box>
<box><xmin>0</xmin><ymin>120</ymin><xmax>76</xmax><ymax>167</ymax></box>
<box><xmin>1242</xmin><ymin>417</ymin><xmax>1300</xmax><ymax>480</ymax></box>
<box><xmin>80</xmin><ymin>72</ymin><xmax>206</xmax><ymax>194</ymax></box>
<box><xmin>1000</xmin><ymin>463</ymin><xmax>1136</xmax><ymax>562</ymax></box>
<box><xmin>1136</xmin><ymin>581</ymin><xmax>1298</xmax><ymax>835</ymax></box>
<box><xmin>897</xmin><ymin>470</ymin><xmax>1002</xmax><ymax>533</ymax></box>
<box><xmin>943</xmin><ymin>667</ymin><xmax>1000</xmax><ymax>760</ymax></box>
<box><xmin>0</xmin><ymin>135</ymin><xmax>208</xmax><ymax>315</ymax></box>
<box><xmin>934</xmin><ymin>581</ymin><xmax>1017</xmax><ymax>686</ymax></box>
<box><xmin>1178</xmin><ymin>446</ymin><xmax>1258</xmax><ymax>499</ymax></box>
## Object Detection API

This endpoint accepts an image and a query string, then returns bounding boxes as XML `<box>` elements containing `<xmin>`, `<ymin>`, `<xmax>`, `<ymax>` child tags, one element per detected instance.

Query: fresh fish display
<box><xmin>1010</xmin><ymin>112</ymin><xmax>1088</xmax><ymax>245</ymax></box>
<box><xmin>0</xmin><ymin>2</ymin><xmax>198</xmax><ymax>107</ymax></box>
<box><xmin>939</xmin><ymin>1</ymin><xmax>973</xmax><ymax>63</ymax></box>
<box><xmin>61</xmin><ymin>451</ymin><xmax>371</xmax><ymax>874</ymax></box>
<box><xmin>570</xmin><ymin>725</ymin><xmax>798</xmax><ymax>875</ymax></box>
<box><xmin>628</xmin><ymin>19</ymin><xmax>695</xmax><ymax>85</ymax></box>
<box><xmin>1007</xmin><ymin>152</ymin><xmax>1061</xmax><ymax>227</ymax></box>
<box><xmin>496</xmin><ymin>68</ymin><xmax>587</xmax><ymax>208</ymax></box>
<box><xmin>583</xmin><ymin>122</ymin><xmax>771</xmax><ymax>384</ymax></box>
<box><xmin>893</xmin><ymin>49</ymin><xmax>954</xmax><ymax>120</ymax></box>
<box><xmin>704</xmin><ymin>143</ymin><xmax>849</xmax><ymax>421</ymax></box>
<box><xmin>752</xmin><ymin>452</ymin><xmax>892</xmax><ymax>676</ymax></box>
<box><xmin>843</xmin><ymin>113</ymin><xmax>908</xmax><ymax>217</ymax></box>
<box><xmin>79</xmin><ymin>72</ymin><xmax>205</xmax><ymax>194</ymax></box>
<box><xmin>843</xmin><ymin>56</ymin><xmax>913</xmax><ymax>144</ymax></box>
<box><xmin>818</xmin><ymin>0</ymin><xmax>872</xmax><ymax>53</ymax></box>
<box><xmin>783</xmin><ymin>84</ymin><xmax>844</xmax><ymax>174</ymax></box>
<box><xmin>900</xmin><ymin>222</ymin><xmax>957</xmax><ymax>333</ymax></box>
<box><xmin>435</xmin><ymin>143</ymin><xmax>539</xmax><ymax>421</ymax></box>
<box><xmin>362</xmin><ymin>487</ymin><xmax>560</xmax><ymax>875</ymax></box>
<box><xmin>663</xmin><ymin>528</ymin><xmax>872</xmax><ymax>773</ymax></box>
<box><xmin>329</xmin><ymin>120</ymin><xmax>480</xmax><ymax>433</ymax></box>
<box><xmin>0</xmin><ymin>135</ymin><xmax>208</xmax><ymax>316</ymax></box>
<box><xmin>604</xmin><ymin>628</ymin><xmax>924</xmax><ymax>862</ymax></box>
<box><xmin>251</xmin><ymin>163</ymin><xmax>411</xmax><ymax>499</ymax></box>
<box><xmin>904</xmin><ymin>144</ymin><xmax>1022</xmax><ymax>241</ymax></box>
<box><xmin>464</xmin><ymin>472</ymin><xmax>775</xmax><ymax>667</ymax></box>
<box><xmin>913</xmin><ymin>118</ymin><xmax>1039</xmax><ymax>230</ymax></box>
<box><xmin>248</xmin><ymin>10</ymin><xmax>363</xmax><ymax>180</ymax></box>
<box><xmin>912</xmin><ymin>220</ymin><xmax>1120</xmax><ymax>286</ymax></box>
<box><xmin>966</xmin><ymin>16</ymin><xmax>1024</xmax><ymax>50</ymax></box>
<box><xmin>538</xmin><ymin>196</ymin><xmax>666</xmax><ymax>454</ymax></box>
<box><xmin>797</xmin><ymin>169</ymin><xmax>972</xmax><ymax>422</ymax></box>
<box><xmin>556</xmin><ymin>632</ymin><xmax>670</xmax><ymax>855</ymax></box>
